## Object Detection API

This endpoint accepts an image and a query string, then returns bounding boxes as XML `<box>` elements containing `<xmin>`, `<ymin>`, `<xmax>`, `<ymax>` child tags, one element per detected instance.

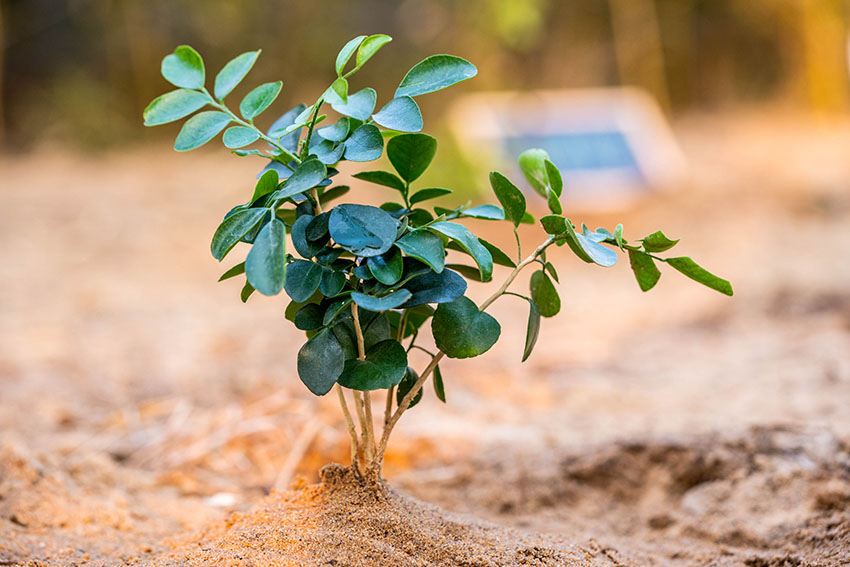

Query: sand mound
<box><xmin>161</xmin><ymin>464</ymin><xmax>612</xmax><ymax>567</ymax></box>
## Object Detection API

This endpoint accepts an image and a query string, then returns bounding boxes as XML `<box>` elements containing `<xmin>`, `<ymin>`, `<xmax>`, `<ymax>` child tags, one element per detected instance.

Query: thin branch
<box><xmin>384</xmin><ymin>386</ymin><xmax>394</xmax><ymax>427</ymax></box>
<box><xmin>350</xmin><ymin>303</ymin><xmax>375</xmax><ymax>462</ymax></box>
<box><xmin>335</xmin><ymin>385</ymin><xmax>361</xmax><ymax>475</ymax></box>
<box><xmin>373</xmin><ymin>235</ymin><xmax>557</xmax><ymax>466</ymax></box>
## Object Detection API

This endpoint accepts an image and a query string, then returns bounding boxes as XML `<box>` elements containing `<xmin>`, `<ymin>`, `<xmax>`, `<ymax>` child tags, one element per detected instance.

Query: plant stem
<box><xmin>384</xmin><ymin>386</ymin><xmax>394</xmax><ymax>427</ymax></box>
<box><xmin>350</xmin><ymin>302</ymin><xmax>376</xmax><ymax>463</ymax></box>
<box><xmin>372</xmin><ymin>234</ymin><xmax>557</xmax><ymax>469</ymax></box>
<box><xmin>300</xmin><ymin>100</ymin><xmax>324</xmax><ymax>162</ymax></box>
<box><xmin>336</xmin><ymin>384</ymin><xmax>361</xmax><ymax>476</ymax></box>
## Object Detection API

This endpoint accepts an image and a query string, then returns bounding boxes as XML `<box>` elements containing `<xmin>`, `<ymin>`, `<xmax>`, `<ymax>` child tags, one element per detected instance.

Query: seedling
<box><xmin>144</xmin><ymin>36</ymin><xmax>733</xmax><ymax>482</ymax></box>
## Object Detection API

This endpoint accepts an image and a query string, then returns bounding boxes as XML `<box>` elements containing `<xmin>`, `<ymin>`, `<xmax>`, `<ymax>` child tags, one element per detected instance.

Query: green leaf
<box><xmin>214</xmin><ymin>50</ymin><xmax>261</xmax><ymax>100</ymax></box>
<box><xmin>331</xmin><ymin>77</ymin><xmax>348</xmax><ymax>104</ymax></box>
<box><xmin>290</xmin><ymin>215</ymin><xmax>323</xmax><ymax>258</ymax></box>
<box><xmin>297</xmin><ymin>329</ymin><xmax>345</xmax><ymax>395</ymax></box>
<box><xmin>328</xmin><ymin>204</ymin><xmax>399</xmax><ymax>257</ymax></box>
<box><xmin>445</xmin><ymin>264</ymin><xmax>483</xmax><ymax>281</ymax></box>
<box><xmin>429</xmin><ymin>222</ymin><xmax>493</xmax><ymax>281</ymax></box>
<box><xmin>463</xmin><ymin>204</ymin><xmax>504</xmax><ymax>220</ymax></box>
<box><xmin>387</xmin><ymin>133</ymin><xmax>437</xmax><ymax>182</ymax></box>
<box><xmin>161</xmin><ymin>45</ymin><xmax>205</xmax><ymax>89</ymax></box>
<box><xmin>395</xmin><ymin>230</ymin><xmax>446</xmax><ymax>273</ymax></box>
<box><xmin>489</xmin><ymin>172</ymin><xmax>526</xmax><ymax>227</ymax></box>
<box><xmin>401</xmin><ymin>269</ymin><xmax>466</xmax><ymax>307</ymax></box>
<box><xmin>544</xmin><ymin>261</ymin><xmax>559</xmax><ymax>283</ymax></box>
<box><xmin>245</xmin><ymin>218</ymin><xmax>287</xmax><ymax>295</ymax></box>
<box><xmin>240</xmin><ymin>81</ymin><xmax>282</xmax><ymax>120</ymax></box>
<box><xmin>562</xmin><ymin>222</ymin><xmax>618</xmax><ymax>267</ymax></box>
<box><xmin>211</xmin><ymin>207</ymin><xmax>266</xmax><ymax>260</ymax></box>
<box><xmin>396</xmin><ymin>367</ymin><xmax>423</xmax><ymax>409</ymax></box>
<box><xmin>410</xmin><ymin>188</ymin><xmax>452</xmax><ymax>205</ymax></box>
<box><xmin>222</xmin><ymin>126</ymin><xmax>260</xmax><ymax>149</ymax></box>
<box><xmin>344</xmin><ymin>124</ymin><xmax>384</xmax><ymax>162</ymax></box>
<box><xmin>540</xmin><ymin>214</ymin><xmax>567</xmax><ymax>235</ymax></box>
<box><xmin>319</xmin><ymin>185</ymin><xmax>350</xmax><ymax>206</ymax></box>
<box><xmin>251</xmin><ymin>169</ymin><xmax>280</xmax><ymax>202</ymax></box>
<box><xmin>336</xmin><ymin>35</ymin><xmax>366</xmax><ymax>75</ymax></box>
<box><xmin>395</xmin><ymin>55</ymin><xmax>477</xmax><ymax>97</ymax></box>
<box><xmin>641</xmin><ymin>230</ymin><xmax>680</xmax><ymax>253</ymax></box>
<box><xmin>351</xmin><ymin>289</ymin><xmax>412</xmax><ymax>312</ymax></box>
<box><xmin>665</xmin><ymin>257</ymin><xmax>733</xmax><ymax>296</ymax></box>
<box><xmin>284</xmin><ymin>260</ymin><xmax>323</xmax><ymax>302</ymax></box>
<box><xmin>544</xmin><ymin>159</ymin><xmax>562</xmax><ymax>197</ymax></box>
<box><xmin>330</xmin><ymin>88</ymin><xmax>377</xmax><ymax>121</ymax></box>
<box><xmin>337</xmin><ymin>339</ymin><xmax>407</xmax><ymax>391</ymax></box>
<box><xmin>432</xmin><ymin>296</ymin><xmax>500</xmax><ymax>359</ymax></box>
<box><xmin>218</xmin><ymin>262</ymin><xmax>245</xmax><ymax>282</ymax></box>
<box><xmin>614</xmin><ymin>224</ymin><xmax>625</xmax><ymax>251</ymax></box>
<box><xmin>356</xmin><ymin>34</ymin><xmax>392</xmax><ymax>68</ymax></box>
<box><xmin>478</xmin><ymin>238</ymin><xmax>516</xmax><ymax>268</ymax></box>
<box><xmin>272</xmin><ymin>159</ymin><xmax>327</xmax><ymax>201</ymax></box>
<box><xmin>530</xmin><ymin>270</ymin><xmax>560</xmax><ymax>317</ymax></box>
<box><xmin>241</xmin><ymin>281</ymin><xmax>255</xmax><ymax>303</ymax></box>
<box><xmin>522</xmin><ymin>297</ymin><xmax>541</xmax><ymax>362</ymax></box>
<box><xmin>174</xmin><ymin>111</ymin><xmax>231</xmax><ymax>151</ymax></box>
<box><xmin>353</xmin><ymin>170</ymin><xmax>405</xmax><ymax>192</ymax></box>
<box><xmin>628</xmin><ymin>249</ymin><xmax>661</xmax><ymax>292</ymax></box>
<box><xmin>433</xmin><ymin>365</ymin><xmax>446</xmax><ymax>402</ymax></box>
<box><xmin>520</xmin><ymin>211</ymin><xmax>536</xmax><ymax>225</ymax></box>
<box><xmin>372</xmin><ymin>96</ymin><xmax>423</xmax><ymax>132</ymax></box>
<box><xmin>317</xmin><ymin>117</ymin><xmax>350</xmax><ymax>142</ymax></box>
<box><xmin>143</xmin><ymin>89</ymin><xmax>208</xmax><ymax>126</ymax></box>
<box><xmin>294</xmin><ymin>303</ymin><xmax>325</xmax><ymax>331</ymax></box>
<box><xmin>367</xmin><ymin>248</ymin><xmax>404</xmax><ymax>285</ymax></box>
<box><xmin>320</xmin><ymin>269</ymin><xmax>347</xmax><ymax>297</ymax></box>
<box><xmin>518</xmin><ymin>148</ymin><xmax>550</xmax><ymax>198</ymax></box>
<box><xmin>547</xmin><ymin>189</ymin><xmax>562</xmax><ymax>215</ymax></box>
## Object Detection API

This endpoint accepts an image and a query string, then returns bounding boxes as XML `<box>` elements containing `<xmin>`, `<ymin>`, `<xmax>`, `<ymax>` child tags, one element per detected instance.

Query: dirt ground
<box><xmin>1</xmin><ymin>112</ymin><xmax>849</xmax><ymax>565</ymax></box>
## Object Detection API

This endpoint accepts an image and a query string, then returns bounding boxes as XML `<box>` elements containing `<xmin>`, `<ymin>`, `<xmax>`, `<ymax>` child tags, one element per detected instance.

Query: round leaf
<box><xmin>401</xmin><ymin>268</ymin><xmax>466</xmax><ymax>307</ymax></box>
<box><xmin>328</xmin><ymin>204</ymin><xmax>399</xmax><ymax>257</ymax></box>
<box><xmin>387</xmin><ymin>133</ymin><xmax>437</xmax><ymax>183</ymax></box>
<box><xmin>143</xmin><ymin>89</ymin><xmax>208</xmax><ymax>126</ymax></box>
<box><xmin>297</xmin><ymin>329</ymin><xmax>345</xmax><ymax>395</ymax></box>
<box><xmin>396</xmin><ymin>367</ymin><xmax>423</xmax><ymax>409</ymax></box>
<box><xmin>351</xmin><ymin>289</ymin><xmax>412</xmax><ymax>312</ymax></box>
<box><xmin>174</xmin><ymin>111</ymin><xmax>231</xmax><ymax>151</ymax></box>
<box><xmin>395</xmin><ymin>230</ymin><xmax>445</xmax><ymax>273</ymax></box>
<box><xmin>223</xmin><ymin>126</ymin><xmax>260</xmax><ymax>149</ymax></box>
<box><xmin>245</xmin><ymin>219</ymin><xmax>287</xmax><ymax>296</ymax></box>
<box><xmin>240</xmin><ymin>81</ymin><xmax>282</xmax><ymax>120</ymax></box>
<box><xmin>337</xmin><ymin>339</ymin><xmax>407</xmax><ymax>391</ymax></box>
<box><xmin>372</xmin><ymin>96</ymin><xmax>423</xmax><ymax>132</ymax></box>
<box><xmin>432</xmin><ymin>296</ymin><xmax>500</xmax><ymax>359</ymax></box>
<box><xmin>395</xmin><ymin>55</ymin><xmax>477</xmax><ymax>98</ymax></box>
<box><xmin>344</xmin><ymin>124</ymin><xmax>383</xmax><ymax>162</ymax></box>
<box><xmin>367</xmin><ymin>248</ymin><xmax>404</xmax><ymax>285</ymax></box>
<box><xmin>214</xmin><ymin>50</ymin><xmax>261</xmax><ymax>100</ymax></box>
<box><xmin>161</xmin><ymin>45</ymin><xmax>205</xmax><ymax>89</ymax></box>
<box><xmin>317</xmin><ymin>117</ymin><xmax>350</xmax><ymax>142</ymax></box>
<box><xmin>273</xmin><ymin>159</ymin><xmax>328</xmax><ymax>201</ymax></box>
<box><xmin>518</xmin><ymin>148</ymin><xmax>550</xmax><ymax>198</ymax></box>
<box><xmin>284</xmin><ymin>260</ymin><xmax>323</xmax><ymax>302</ymax></box>
<box><xmin>294</xmin><ymin>303</ymin><xmax>325</xmax><ymax>331</ymax></box>
<box><xmin>330</xmin><ymin>88</ymin><xmax>377</xmax><ymax>121</ymax></box>
<box><xmin>530</xmin><ymin>270</ymin><xmax>560</xmax><ymax>317</ymax></box>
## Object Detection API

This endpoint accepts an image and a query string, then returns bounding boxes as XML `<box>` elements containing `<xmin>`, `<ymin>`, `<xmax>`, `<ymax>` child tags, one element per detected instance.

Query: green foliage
<box><xmin>145</xmin><ymin>37</ymin><xmax>733</xmax><ymax>472</ymax></box>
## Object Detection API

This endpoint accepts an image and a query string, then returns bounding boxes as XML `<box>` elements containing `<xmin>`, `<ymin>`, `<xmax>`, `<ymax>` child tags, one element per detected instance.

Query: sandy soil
<box><xmin>1</xmin><ymin>112</ymin><xmax>849</xmax><ymax>565</ymax></box>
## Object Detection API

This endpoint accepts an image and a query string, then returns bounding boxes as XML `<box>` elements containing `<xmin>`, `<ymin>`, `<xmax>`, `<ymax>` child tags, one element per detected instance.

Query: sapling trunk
<box><xmin>144</xmin><ymin>37</ymin><xmax>733</xmax><ymax>489</ymax></box>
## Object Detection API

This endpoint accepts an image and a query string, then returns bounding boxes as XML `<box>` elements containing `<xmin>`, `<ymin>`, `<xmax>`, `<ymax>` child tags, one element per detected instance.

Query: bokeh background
<box><xmin>2</xmin><ymin>1</ymin><xmax>850</xmax><ymax>563</ymax></box>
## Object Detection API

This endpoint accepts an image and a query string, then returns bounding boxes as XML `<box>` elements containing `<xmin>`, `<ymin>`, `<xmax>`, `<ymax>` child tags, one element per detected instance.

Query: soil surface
<box><xmin>1</xmin><ymin>113</ymin><xmax>850</xmax><ymax>565</ymax></box>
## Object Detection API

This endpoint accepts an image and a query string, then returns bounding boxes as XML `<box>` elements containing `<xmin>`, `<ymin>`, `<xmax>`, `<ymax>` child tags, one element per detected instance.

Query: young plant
<box><xmin>144</xmin><ymin>36</ymin><xmax>733</xmax><ymax>482</ymax></box>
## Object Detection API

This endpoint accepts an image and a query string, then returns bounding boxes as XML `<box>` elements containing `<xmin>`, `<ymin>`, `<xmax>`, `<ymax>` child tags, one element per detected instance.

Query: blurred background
<box><xmin>2</xmin><ymin>1</ymin><xmax>850</xmax><ymax>562</ymax></box>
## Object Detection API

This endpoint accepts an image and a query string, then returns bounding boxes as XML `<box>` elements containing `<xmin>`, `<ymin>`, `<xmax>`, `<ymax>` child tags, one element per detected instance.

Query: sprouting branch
<box><xmin>371</xmin><ymin>234</ymin><xmax>557</xmax><ymax>468</ymax></box>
